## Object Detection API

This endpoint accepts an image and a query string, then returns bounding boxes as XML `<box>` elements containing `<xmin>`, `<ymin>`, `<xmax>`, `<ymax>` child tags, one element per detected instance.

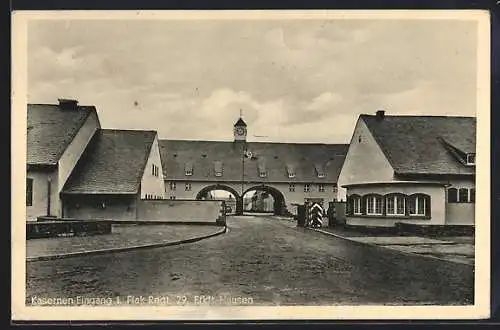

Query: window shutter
<box><xmin>425</xmin><ymin>195</ymin><xmax>431</xmax><ymax>218</ymax></box>
<box><xmin>347</xmin><ymin>196</ymin><xmax>354</xmax><ymax>215</ymax></box>
<box><xmin>361</xmin><ymin>195</ymin><xmax>367</xmax><ymax>215</ymax></box>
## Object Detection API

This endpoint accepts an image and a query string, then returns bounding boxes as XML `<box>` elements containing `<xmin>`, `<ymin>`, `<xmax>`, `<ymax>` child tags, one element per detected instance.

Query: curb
<box><xmin>27</xmin><ymin>226</ymin><xmax>228</xmax><ymax>262</ymax></box>
<box><xmin>311</xmin><ymin>228</ymin><xmax>474</xmax><ymax>267</ymax></box>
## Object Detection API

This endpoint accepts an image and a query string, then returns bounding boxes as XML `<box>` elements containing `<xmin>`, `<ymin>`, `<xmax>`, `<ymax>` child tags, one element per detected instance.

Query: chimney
<box><xmin>376</xmin><ymin>110</ymin><xmax>385</xmax><ymax>119</ymax></box>
<box><xmin>58</xmin><ymin>98</ymin><xmax>79</xmax><ymax>110</ymax></box>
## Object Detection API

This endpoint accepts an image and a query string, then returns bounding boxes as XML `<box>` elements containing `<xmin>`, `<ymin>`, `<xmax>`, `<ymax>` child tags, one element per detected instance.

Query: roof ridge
<box><xmin>159</xmin><ymin>139</ymin><xmax>349</xmax><ymax>146</ymax></box>
<box><xmin>360</xmin><ymin>114</ymin><xmax>476</xmax><ymax>119</ymax></box>
<box><xmin>101</xmin><ymin>128</ymin><xmax>158</xmax><ymax>133</ymax></box>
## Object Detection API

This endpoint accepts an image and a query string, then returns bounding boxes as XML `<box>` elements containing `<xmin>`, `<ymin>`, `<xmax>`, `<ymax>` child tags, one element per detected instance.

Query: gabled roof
<box><xmin>234</xmin><ymin>118</ymin><xmax>247</xmax><ymax>127</ymax></box>
<box><xmin>361</xmin><ymin>114</ymin><xmax>476</xmax><ymax>176</ymax></box>
<box><xmin>159</xmin><ymin>140</ymin><xmax>348</xmax><ymax>183</ymax></box>
<box><xmin>27</xmin><ymin>103</ymin><xmax>98</xmax><ymax>166</ymax></box>
<box><xmin>62</xmin><ymin>129</ymin><xmax>157</xmax><ymax>194</ymax></box>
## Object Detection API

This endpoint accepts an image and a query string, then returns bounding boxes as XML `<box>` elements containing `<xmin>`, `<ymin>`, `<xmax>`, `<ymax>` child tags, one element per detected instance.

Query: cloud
<box><xmin>27</xmin><ymin>18</ymin><xmax>478</xmax><ymax>143</ymax></box>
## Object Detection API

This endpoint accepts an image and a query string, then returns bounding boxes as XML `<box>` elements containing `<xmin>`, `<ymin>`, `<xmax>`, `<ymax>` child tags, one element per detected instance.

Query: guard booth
<box><xmin>296</xmin><ymin>201</ymin><xmax>324</xmax><ymax>228</ymax></box>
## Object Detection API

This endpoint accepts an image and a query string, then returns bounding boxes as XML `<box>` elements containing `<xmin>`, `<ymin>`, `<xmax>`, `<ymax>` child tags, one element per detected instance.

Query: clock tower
<box><xmin>233</xmin><ymin>117</ymin><xmax>247</xmax><ymax>142</ymax></box>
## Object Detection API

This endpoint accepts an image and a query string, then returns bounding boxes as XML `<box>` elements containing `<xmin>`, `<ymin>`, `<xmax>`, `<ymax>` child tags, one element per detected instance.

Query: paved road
<box><xmin>26</xmin><ymin>215</ymin><xmax>474</xmax><ymax>306</ymax></box>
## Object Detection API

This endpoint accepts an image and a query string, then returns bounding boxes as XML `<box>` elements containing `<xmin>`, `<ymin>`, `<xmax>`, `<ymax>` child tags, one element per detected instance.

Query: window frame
<box><xmin>26</xmin><ymin>178</ymin><xmax>33</xmax><ymax>206</ymax></box>
<box><xmin>447</xmin><ymin>188</ymin><xmax>458</xmax><ymax>203</ymax></box>
<box><xmin>318</xmin><ymin>184</ymin><xmax>325</xmax><ymax>193</ymax></box>
<box><xmin>303</xmin><ymin>184</ymin><xmax>310</xmax><ymax>193</ymax></box>
<box><xmin>169</xmin><ymin>181</ymin><xmax>176</xmax><ymax>191</ymax></box>
<box><xmin>466</xmin><ymin>153</ymin><xmax>476</xmax><ymax>165</ymax></box>
<box><xmin>366</xmin><ymin>194</ymin><xmax>383</xmax><ymax>216</ymax></box>
<box><xmin>458</xmin><ymin>188</ymin><xmax>469</xmax><ymax>203</ymax></box>
<box><xmin>408</xmin><ymin>194</ymin><xmax>428</xmax><ymax>216</ymax></box>
<box><xmin>385</xmin><ymin>194</ymin><xmax>406</xmax><ymax>216</ymax></box>
<box><xmin>352</xmin><ymin>195</ymin><xmax>361</xmax><ymax>215</ymax></box>
<box><xmin>289</xmin><ymin>183</ymin><xmax>295</xmax><ymax>192</ymax></box>
<box><xmin>185</xmin><ymin>182</ymin><xmax>192</xmax><ymax>191</ymax></box>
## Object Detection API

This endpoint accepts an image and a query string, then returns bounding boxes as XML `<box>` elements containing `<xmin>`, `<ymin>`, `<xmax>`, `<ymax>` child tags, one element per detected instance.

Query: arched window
<box><xmin>348</xmin><ymin>194</ymin><xmax>361</xmax><ymax>215</ymax></box>
<box><xmin>447</xmin><ymin>188</ymin><xmax>458</xmax><ymax>203</ymax></box>
<box><xmin>365</xmin><ymin>194</ymin><xmax>383</xmax><ymax>215</ymax></box>
<box><xmin>408</xmin><ymin>194</ymin><xmax>431</xmax><ymax>217</ymax></box>
<box><xmin>385</xmin><ymin>193</ymin><xmax>406</xmax><ymax>216</ymax></box>
<box><xmin>459</xmin><ymin>188</ymin><xmax>469</xmax><ymax>202</ymax></box>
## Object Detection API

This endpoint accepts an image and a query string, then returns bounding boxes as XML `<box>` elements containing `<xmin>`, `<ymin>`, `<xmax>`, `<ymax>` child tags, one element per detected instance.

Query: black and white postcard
<box><xmin>11</xmin><ymin>10</ymin><xmax>491</xmax><ymax>321</ymax></box>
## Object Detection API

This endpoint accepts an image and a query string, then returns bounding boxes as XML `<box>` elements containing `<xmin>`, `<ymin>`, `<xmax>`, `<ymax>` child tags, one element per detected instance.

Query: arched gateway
<box><xmin>243</xmin><ymin>185</ymin><xmax>286</xmax><ymax>216</ymax></box>
<box><xmin>195</xmin><ymin>184</ymin><xmax>243</xmax><ymax>215</ymax></box>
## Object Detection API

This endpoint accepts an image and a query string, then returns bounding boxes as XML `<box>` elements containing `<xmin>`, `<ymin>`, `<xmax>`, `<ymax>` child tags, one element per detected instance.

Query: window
<box><xmin>385</xmin><ymin>194</ymin><xmax>405</xmax><ymax>216</ymax></box>
<box><xmin>258</xmin><ymin>161</ymin><xmax>267</xmax><ymax>178</ymax></box>
<box><xmin>352</xmin><ymin>195</ymin><xmax>361</xmax><ymax>215</ymax></box>
<box><xmin>169</xmin><ymin>181</ymin><xmax>176</xmax><ymax>191</ymax></box>
<box><xmin>214</xmin><ymin>161</ymin><xmax>223</xmax><ymax>177</ymax></box>
<box><xmin>286</xmin><ymin>164</ymin><xmax>296</xmax><ymax>178</ymax></box>
<box><xmin>408</xmin><ymin>194</ymin><xmax>429</xmax><ymax>216</ymax></box>
<box><xmin>151</xmin><ymin>164</ymin><xmax>159</xmax><ymax>177</ymax></box>
<box><xmin>26</xmin><ymin>178</ymin><xmax>33</xmax><ymax>206</ymax></box>
<box><xmin>459</xmin><ymin>188</ymin><xmax>469</xmax><ymax>202</ymax></box>
<box><xmin>289</xmin><ymin>183</ymin><xmax>295</xmax><ymax>192</ymax></box>
<box><xmin>366</xmin><ymin>195</ymin><xmax>383</xmax><ymax>215</ymax></box>
<box><xmin>466</xmin><ymin>153</ymin><xmax>476</xmax><ymax>165</ymax></box>
<box><xmin>318</xmin><ymin>184</ymin><xmax>325</xmax><ymax>192</ymax></box>
<box><xmin>447</xmin><ymin>188</ymin><xmax>458</xmax><ymax>203</ymax></box>
<box><xmin>470</xmin><ymin>188</ymin><xmax>475</xmax><ymax>203</ymax></box>
<box><xmin>304</xmin><ymin>184</ymin><xmax>310</xmax><ymax>192</ymax></box>
<box><xmin>185</xmin><ymin>162</ymin><xmax>193</xmax><ymax>176</ymax></box>
<box><xmin>170</xmin><ymin>196</ymin><xmax>176</xmax><ymax>200</ymax></box>
<box><xmin>185</xmin><ymin>183</ymin><xmax>192</xmax><ymax>191</ymax></box>
<box><xmin>314</xmin><ymin>164</ymin><xmax>326</xmax><ymax>178</ymax></box>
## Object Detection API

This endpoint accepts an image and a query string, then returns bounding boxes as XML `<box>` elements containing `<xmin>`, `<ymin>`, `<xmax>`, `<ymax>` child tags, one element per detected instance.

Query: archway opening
<box><xmin>196</xmin><ymin>184</ymin><xmax>242</xmax><ymax>215</ymax></box>
<box><xmin>242</xmin><ymin>185</ymin><xmax>286</xmax><ymax>216</ymax></box>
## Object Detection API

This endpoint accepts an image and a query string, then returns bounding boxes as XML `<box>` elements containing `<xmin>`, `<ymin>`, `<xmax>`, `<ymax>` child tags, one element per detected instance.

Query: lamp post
<box><xmin>240</xmin><ymin>143</ymin><xmax>246</xmax><ymax>214</ymax></box>
<box><xmin>47</xmin><ymin>176</ymin><xmax>52</xmax><ymax>216</ymax></box>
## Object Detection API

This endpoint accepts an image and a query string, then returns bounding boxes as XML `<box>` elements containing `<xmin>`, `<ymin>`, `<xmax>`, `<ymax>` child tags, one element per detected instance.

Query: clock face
<box><xmin>236</xmin><ymin>127</ymin><xmax>245</xmax><ymax>135</ymax></box>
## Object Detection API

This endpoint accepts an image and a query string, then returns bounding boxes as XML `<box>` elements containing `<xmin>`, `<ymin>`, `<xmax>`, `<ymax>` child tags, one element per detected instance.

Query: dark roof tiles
<box><xmin>62</xmin><ymin>129</ymin><xmax>157</xmax><ymax>194</ymax></box>
<box><xmin>27</xmin><ymin>104</ymin><xmax>97</xmax><ymax>165</ymax></box>
<box><xmin>361</xmin><ymin>114</ymin><xmax>476</xmax><ymax>176</ymax></box>
<box><xmin>159</xmin><ymin>140</ymin><xmax>348</xmax><ymax>183</ymax></box>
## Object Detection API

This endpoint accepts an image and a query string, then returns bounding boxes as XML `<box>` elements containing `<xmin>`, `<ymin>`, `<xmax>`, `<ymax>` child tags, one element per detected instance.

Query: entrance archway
<box><xmin>242</xmin><ymin>185</ymin><xmax>286</xmax><ymax>215</ymax></box>
<box><xmin>196</xmin><ymin>184</ymin><xmax>243</xmax><ymax>215</ymax></box>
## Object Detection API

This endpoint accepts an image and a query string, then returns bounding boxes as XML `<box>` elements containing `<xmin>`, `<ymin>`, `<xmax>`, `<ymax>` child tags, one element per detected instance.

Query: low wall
<box><xmin>136</xmin><ymin>199</ymin><xmax>225</xmax><ymax>225</ymax></box>
<box><xmin>27</xmin><ymin>219</ymin><xmax>112</xmax><ymax>239</ymax></box>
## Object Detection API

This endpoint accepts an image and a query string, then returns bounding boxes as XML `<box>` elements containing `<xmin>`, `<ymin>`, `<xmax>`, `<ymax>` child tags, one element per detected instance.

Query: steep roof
<box><xmin>62</xmin><ymin>129</ymin><xmax>157</xmax><ymax>194</ymax></box>
<box><xmin>27</xmin><ymin>104</ymin><xmax>97</xmax><ymax>166</ymax></box>
<box><xmin>234</xmin><ymin>118</ymin><xmax>247</xmax><ymax>127</ymax></box>
<box><xmin>159</xmin><ymin>140</ymin><xmax>348</xmax><ymax>183</ymax></box>
<box><xmin>361</xmin><ymin>114</ymin><xmax>476</xmax><ymax>176</ymax></box>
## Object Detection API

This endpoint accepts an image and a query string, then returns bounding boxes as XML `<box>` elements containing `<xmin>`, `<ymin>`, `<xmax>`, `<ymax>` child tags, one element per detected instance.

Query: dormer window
<box><xmin>214</xmin><ymin>160</ymin><xmax>223</xmax><ymax>177</ymax></box>
<box><xmin>314</xmin><ymin>164</ymin><xmax>326</xmax><ymax>178</ymax></box>
<box><xmin>185</xmin><ymin>162</ymin><xmax>193</xmax><ymax>176</ymax></box>
<box><xmin>466</xmin><ymin>153</ymin><xmax>476</xmax><ymax>165</ymax></box>
<box><xmin>286</xmin><ymin>164</ymin><xmax>296</xmax><ymax>178</ymax></box>
<box><xmin>258</xmin><ymin>161</ymin><xmax>267</xmax><ymax>178</ymax></box>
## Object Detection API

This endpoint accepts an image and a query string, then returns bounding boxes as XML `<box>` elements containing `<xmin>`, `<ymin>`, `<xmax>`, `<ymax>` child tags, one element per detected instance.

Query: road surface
<box><xmin>26</xmin><ymin>215</ymin><xmax>474</xmax><ymax>306</ymax></box>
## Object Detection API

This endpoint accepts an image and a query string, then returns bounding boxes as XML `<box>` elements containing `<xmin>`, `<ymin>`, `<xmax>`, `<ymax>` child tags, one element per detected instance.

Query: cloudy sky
<box><xmin>27</xmin><ymin>17</ymin><xmax>477</xmax><ymax>143</ymax></box>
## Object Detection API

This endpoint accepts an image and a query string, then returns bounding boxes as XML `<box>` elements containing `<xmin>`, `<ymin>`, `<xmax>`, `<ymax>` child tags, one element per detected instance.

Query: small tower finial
<box><xmin>240</xmin><ymin>109</ymin><xmax>243</xmax><ymax>118</ymax></box>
